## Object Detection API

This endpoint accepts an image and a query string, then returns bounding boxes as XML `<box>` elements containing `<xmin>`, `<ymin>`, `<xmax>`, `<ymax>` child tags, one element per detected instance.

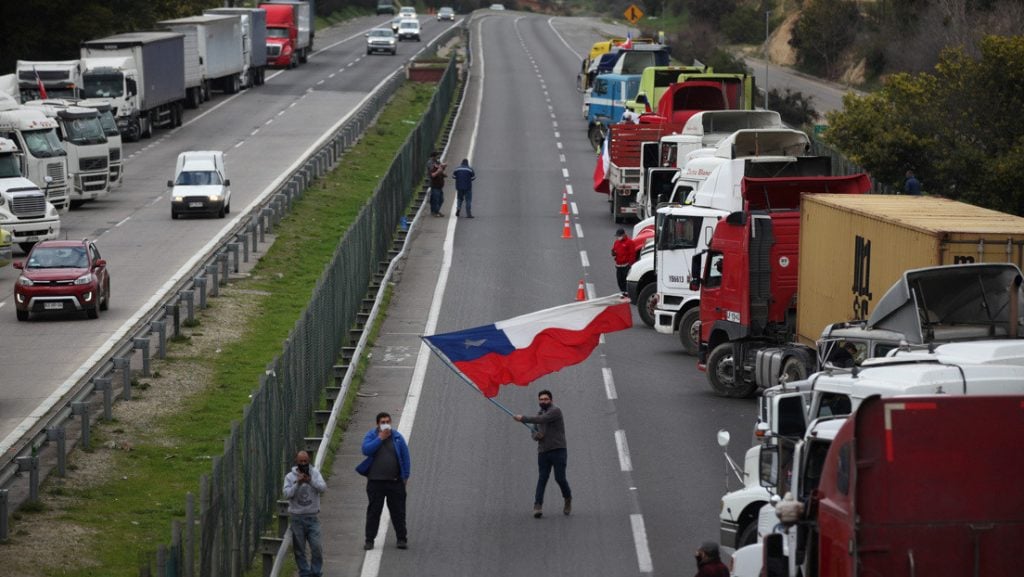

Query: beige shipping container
<box><xmin>797</xmin><ymin>194</ymin><xmax>1024</xmax><ymax>345</ymax></box>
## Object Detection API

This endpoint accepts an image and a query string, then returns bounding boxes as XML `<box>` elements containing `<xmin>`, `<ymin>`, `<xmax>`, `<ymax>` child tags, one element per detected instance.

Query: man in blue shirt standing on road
<box><xmin>358</xmin><ymin>412</ymin><xmax>412</xmax><ymax>550</ymax></box>
<box><xmin>453</xmin><ymin>158</ymin><xmax>476</xmax><ymax>218</ymax></box>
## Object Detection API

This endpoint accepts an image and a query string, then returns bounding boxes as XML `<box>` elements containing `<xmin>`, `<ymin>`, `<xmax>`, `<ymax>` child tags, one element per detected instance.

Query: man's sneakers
<box><xmin>533</xmin><ymin>504</ymin><xmax>543</xmax><ymax>518</ymax></box>
<box><xmin>563</xmin><ymin>497</ymin><xmax>572</xmax><ymax>516</ymax></box>
<box><xmin>364</xmin><ymin>540</ymin><xmax>374</xmax><ymax>550</ymax></box>
<box><xmin>533</xmin><ymin>499</ymin><xmax>571</xmax><ymax>517</ymax></box>
<box><xmin>397</xmin><ymin>539</ymin><xmax>408</xmax><ymax>549</ymax></box>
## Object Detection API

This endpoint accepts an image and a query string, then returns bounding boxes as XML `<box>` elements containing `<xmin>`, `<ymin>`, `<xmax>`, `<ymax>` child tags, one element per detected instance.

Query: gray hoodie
<box><xmin>283</xmin><ymin>465</ymin><xmax>327</xmax><ymax>516</ymax></box>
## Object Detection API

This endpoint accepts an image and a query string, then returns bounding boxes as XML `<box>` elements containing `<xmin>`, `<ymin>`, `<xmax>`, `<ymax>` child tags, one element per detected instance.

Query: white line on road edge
<box><xmin>615</xmin><ymin>429</ymin><xmax>633</xmax><ymax>471</ymax></box>
<box><xmin>580</xmin><ymin>250</ymin><xmax>589</xmax><ymax>267</ymax></box>
<box><xmin>561</xmin><ymin>168</ymin><xmax>570</xmax><ymax>178</ymax></box>
<box><xmin>359</xmin><ymin>15</ymin><xmax>485</xmax><ymax>577</ymax></box>
<box><xmin>570</xmin><ymin>202</ymin><xmax>578</xmax><ymax>215</ymax></box>
<box><xmin>575</xmin><ymin>223</ymin><xmax>584</xmax><ymax>238</ymax></box>
<box><xmin>546</xmin><ymin>17</ymin><xmax>583</xmax><ymax>60</ymax></box>
<box><xmin>565</xmin><ymin>184</ymin><xmax>573</xmax><ymax>195</ymax></box>
<box><xmin>630</xmin><ymin>514</ymin><xmax>654</xmax><ymax>573</ymax></box>
<box><xmin>602</xmin><ymin>367</ymin><xmax>617</xmax><ymax>400</ymax></box>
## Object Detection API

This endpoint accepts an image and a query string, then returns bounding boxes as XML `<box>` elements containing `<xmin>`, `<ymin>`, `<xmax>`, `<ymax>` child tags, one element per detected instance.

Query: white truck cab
<box><xmin>0</xmin><ymin>136</ymin><xmax>61</xmax><ymax>252</ymax></box>
<box><xmin>169</xmin><ymin>150</ymin><xmax>231</xmax><ymax>219</ymax></box>
<box><xmin>0</xmin><ymin>96</ymin><xmax>71</xmax><ymax>210</ymax></box>
<box><xmin>75</xmin><ymin>98</ymin><xmax>123</xmax><ymax>188</ymax></box>
<box><xmin>24</xmin><ymin>99</ymin><xmax>110</xmax><ymax>205</ymax></box>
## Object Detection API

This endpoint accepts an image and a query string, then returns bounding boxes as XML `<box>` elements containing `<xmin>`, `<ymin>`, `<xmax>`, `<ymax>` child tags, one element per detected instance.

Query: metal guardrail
<box><xmin>0</xmin><ymin>24</ymin><xmax>462</xmax><ymax>560</ymax></box>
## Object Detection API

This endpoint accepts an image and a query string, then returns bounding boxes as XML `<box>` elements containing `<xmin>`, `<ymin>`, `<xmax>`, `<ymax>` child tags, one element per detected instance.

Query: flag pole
<box><xmin>422</xmin><ymin>337</ymin><xmax>536</xmax><ymax>432</ymax></box>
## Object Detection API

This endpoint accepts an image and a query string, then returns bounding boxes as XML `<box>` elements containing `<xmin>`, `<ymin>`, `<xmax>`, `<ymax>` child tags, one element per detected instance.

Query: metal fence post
<box><xmin>134</xmin><ymin>337</ymin><xmax>151</xmax><ymax>377</ymax></box>
<box><xmin>236</xmin><ymin>234</ymin><xmax>249</xmax><ymax>263</ymax></box>
<box><xmin>166</xmin><ymin>303</ymin><xmax>181</xmax><ymax>339</ymax></box>
<box><xmin>218</xmin><ymin>252</ymin><xmax>230</xmax><ymax>284</ymax></box>
<box><xmin>205</xmin><ymin>265</ymin><xmax>219</xmax><ymax>297</ymax></box>
<box><xmin>72</xmin><ymin>402</ymin><xmax>90</xmax><ymax>450</ymax></box>
<box><xmin>94</xmin><ymin>376</ymin><xmax>113</xmax><ymax>421</ymax></box>
<box><xmin>186</xmin><ymin>492</ymin><xmax>195</xmax><ymax>577</ymax></box>
<box><xmin>0</xmin><ymin>489</ymin><xmax>8</xmax><ymax>541</ymax></box>
<box><xmin>194</xmin><ymin>276</ymin><xmax>208</xmax><ymax>309</ymax></box>
<box><xmin>180</xmin><ymin>290</ymin><xmax>195</xmax><ymax>322</ymax></box>
<box><xmin>151</xmin><ymin>320</ymin><xmax>166</xmax><ymax>359</ymax></box>
<box><xmin>16</xmin><ymin>456</ymin><xmax>40</xmax><ymax>502</ymax></box>
<box><xmin>113</xmin><ymin>356</ymin><xmax>132</xmax><ymax>401</ymax></box>
<box><xmin>47</xmin><ymin>426</ymin><xmax>67</xmax><ymax>477</ymax></box>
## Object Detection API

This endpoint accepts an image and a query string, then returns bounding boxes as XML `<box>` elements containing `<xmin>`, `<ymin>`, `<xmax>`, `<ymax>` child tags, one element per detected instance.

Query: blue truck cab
<box><xmin>584</xmin><ymin>73</ymin><xmax>640</xmax><ymax>151</ymax></box>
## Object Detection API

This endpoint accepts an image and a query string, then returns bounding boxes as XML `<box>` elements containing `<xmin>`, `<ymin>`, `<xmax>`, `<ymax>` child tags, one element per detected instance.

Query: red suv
<box><xmin>13</xmin><ymin>239</ymin><xmax>110</xmax><ymax>321</ymax></box>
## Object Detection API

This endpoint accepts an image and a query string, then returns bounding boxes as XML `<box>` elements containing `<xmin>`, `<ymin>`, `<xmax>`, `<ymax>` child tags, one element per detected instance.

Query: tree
<box><xmin>789</xmin><ymin>0</ymin><xmax>860</xmax><ymax>79</ymax></box>
<box><xmin>825</xmin><ymin>35</ymin><xmax>1024</xmax><ymax>215</ymax></box>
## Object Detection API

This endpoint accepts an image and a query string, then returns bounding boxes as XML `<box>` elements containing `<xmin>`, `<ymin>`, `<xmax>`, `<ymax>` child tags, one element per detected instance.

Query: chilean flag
<box><xmin>621</xmin><ymin>32</ymin><xmax>633</xmax><ymax>50</ymax></box>
<box><xmin>424</xmin><ymin>295</ymin><xmax>632</xmax><ymax>397</ymax></box>
<box><xmin>34</xmin><ymin>66</ymin><xmax>48</xmax><ymax>100</ymax></box>
<box><xmin>592</xmin><ymin>131</ymin><xmax>610</xmax><ymax>193</ymax></box>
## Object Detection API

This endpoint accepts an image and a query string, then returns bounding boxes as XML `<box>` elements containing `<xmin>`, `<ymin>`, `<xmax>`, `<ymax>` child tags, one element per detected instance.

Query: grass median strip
<box><xmin>3</xmin><ymin>80</ymin><xmax>438</xmax><ymax>577</ymax></box>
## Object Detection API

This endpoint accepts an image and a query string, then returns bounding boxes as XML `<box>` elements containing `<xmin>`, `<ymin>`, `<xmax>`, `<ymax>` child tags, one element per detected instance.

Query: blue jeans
<box><xmin>429</xmin><ymin>187</ymin><xmax>444</xmax><ymax>215</ymax></box>
<box><xmin>456</xmin><ymin>188</ymin><xmax>472</xmax><ymax>215</ymax></box>
<box><xmin>535</xmin><ymin>448</ymin><xmax>571</xmax><ymax>505</ymax></box>
<box><xmin>291</xmin><ymin>514</ymin><xmax>323</xmax><ymax>577</ymax></box>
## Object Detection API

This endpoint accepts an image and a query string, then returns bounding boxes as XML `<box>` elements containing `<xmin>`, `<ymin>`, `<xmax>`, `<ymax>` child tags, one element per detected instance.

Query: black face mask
<box><xmin>539</xmin><ymin>402</ymin><xmax>551</xmax><ymax>411</ymax></box>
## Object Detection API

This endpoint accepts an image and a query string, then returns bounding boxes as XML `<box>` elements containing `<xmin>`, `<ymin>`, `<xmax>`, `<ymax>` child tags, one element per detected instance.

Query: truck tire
<box><xmin>707</xmin><ymin>343</ymin><xmax>757</xmax><ymax>398</ymax></box>
<box><xmin>612</xmin><ymin>194</ymin><xmax>623</xmax><ymax>223</ymax></box>
<box><xmin>780</xmin><ymin>356</ymin><xmax>809</xmax><ymax>384</ymax></box>
<box><xmin>187</xmin><ymin>87</ymin><xmax>201</xmax><ymax>109</ymax></box>
<box><xmin>299</xmin><ymin>49</ymin><xmax>308</xmax><ymax>64</ymax></box>
<box><xmin>737</xmin><ymin>519</ymin><xmax>759</xmax><ymax>547</ymax></box>
<box><xmin>636</xmin><ymin>283</ymin><xmax>658</xmax><ymax>328</ymax></box>
<box><xmin>588</xmin><ymin>124</ymin><xmax>604</xmax><ymax>153</ymax></box>
<box><xmin>141</xmin><ymin>114</ymin><xmax>153</xmax><ymax>139</ymax></box>
<box><xmin>678</xmin><ymin>308</ymin><xmax>701</xmax><ymax>356</ymax></box>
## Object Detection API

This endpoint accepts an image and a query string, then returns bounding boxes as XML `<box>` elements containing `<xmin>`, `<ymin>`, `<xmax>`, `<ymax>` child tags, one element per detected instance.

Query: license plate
<box><xmin>189</xmin><ymin>201</ymin><xmax>204</xmax><ymax>208</ymax></box>
<box><xmin>25</xmin><ymin>235</ymin><xmax>40</xmax><ymax>243</ymax></box>
<box><xmin>623</xmin><ymin>206</ymin><xmax>638</xmax><ymax>213</ymax></box>
<box><xmin>44</xmin><ymin>302</ymin><xmax>63</xmax><ymax>310</ymax></box>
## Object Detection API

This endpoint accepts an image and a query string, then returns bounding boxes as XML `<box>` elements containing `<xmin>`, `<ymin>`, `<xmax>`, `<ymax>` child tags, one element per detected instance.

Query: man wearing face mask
<box><xmin>694</xmin><ymin>541</ymin><xmax>730</xmax><ymax>577</ymax></box>
<box><xmin>513</xmin><ymin>389</ymin><xmax>572</xmax><ymax>518</ymax></box>
<box><xmin>357</xmin><ymin>412</ymin><xmax>411</xmax><ymax>550</ymax></box>
<box><xmin>283</xmin><ymin>450</ymin><xmax>327</xmax><ymax>577</ymax></box>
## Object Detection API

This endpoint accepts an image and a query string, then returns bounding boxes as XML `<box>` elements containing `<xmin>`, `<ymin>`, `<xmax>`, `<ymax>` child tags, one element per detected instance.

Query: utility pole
<box><xmin>765</xmin><ymin>10</ymin><xmax>771</xmax><ymax>110</ymax></box>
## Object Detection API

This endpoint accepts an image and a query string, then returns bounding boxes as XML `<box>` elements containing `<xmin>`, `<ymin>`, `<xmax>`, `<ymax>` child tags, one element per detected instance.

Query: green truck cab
<box><xmin>625</xmin><ymin>65</ymin><xmax>709</xmax><ymax>114</ymax></box>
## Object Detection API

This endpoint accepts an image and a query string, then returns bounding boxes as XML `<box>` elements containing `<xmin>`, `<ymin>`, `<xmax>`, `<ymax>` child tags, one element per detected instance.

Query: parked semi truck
<box><xmin>24</xmin><ymin>100</ymin><xmax>109</xmax><ymax>206</ymax></box>
<box><xmin>261</xmin><ymin>1</ymin><xmax>314</xmax><ymax>68</ymax></box>
<box><xmin>206</xmin><ymin>7</ymin><xmax>269</xmax><ymax>88</ymax></box>
<box><xmin>81</xmin><ymin>32</ymin><xmax>187</xmax><ymax>141</ymax></box>
<box><xmin>159</xmin><ymin>14</ymin><xmax>246</xmax><ymax>98</ymax></box>
<box><xmin>733</xmin><ymin>394</ymin><xmax>1024</xmax><ymax>577</ymax></box>
<box><xmin>75</xmin><ymin>98</ymin><xmax>123</xmax><ymax>188</ymax></box>
<box><xmin>584</xmin><ymin>73</ymin><xmax>640</xmax><ymax>150</ymax></box>
<box><xmin>0</xmin><ymin>137</ymin><xmax>61</xmax><ymax>252</ymax></box>
<box><xmin>16</xmin><ymin>60</ymin><xmax>81</xmax><ymax>101</ymax></box>
<box><xmin>719</xmin><ymin>265</ymin><xmax>1024</xmax><ymax>549</ymax></box>
<box><xmin>624</xmin><ymin>65</ymin><xmax>708</xmax><ymax>115</ymax></box>
<box><xmin>0</xmin><ymin>97</ymin><xmax>71</xmax><ymax>210</ymax></box>
<box><xmin>733</xmin><ymin>194</ymin><xmax>1024</xmax><ymax>395</ymax></box>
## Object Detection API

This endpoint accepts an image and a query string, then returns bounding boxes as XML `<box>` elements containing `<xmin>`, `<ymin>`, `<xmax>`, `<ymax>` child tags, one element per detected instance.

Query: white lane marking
<box><xmin>277</xmin><ymin>110</ymin><xmax>286</xmax><ymax>117</ymax></box>
<box><xmin>559</xmin><ymin>153</ymin><xmax>566</xmax><ymax>163</ymax></box>
<box><xmin>556</xmin><ymin>142</ymin><xmax>562</xmax><ymax>150</ymax></box>
<box><xmin>615</xmin><ymin>430</ymin><xmax>633</xmax><ymax>471</ymax></box>
<box><xmin>586</xmin><ymin>282</ymin><xmax>596</xmax><ymax>299</ymax></box>
<box><xmin>552</xmin><ymin>121</ymin><xmax>558</xmax><ymax>128</ymax></box>
<box><xmin>565</xmin><ymin>184</ymin><xmax>573</xmax><ymax>195</ymax></box>
<box><xmin>316</xmin><ymin>79</ymin><xmax>325</xmax><ymax>85</ymax></box>
<box><xmin>114</xmin><ymin>216</ymin><xmax>130</xmax><ymax>227</ymax></box>
<box><xmin>265</xmin><ymin>118</ymin><xmax>274</xmax><ymax>126</ymax></box>
<box><xmin>360</xmin><ymin>16</ymin><xmax>483</xmax><ymax>577</ymax></box>
<box><xmin>0</xmin><ymin>60</ymin><xmax>409</xmax><ymax>458</ymax></box>
<box><xmin>554</xmin><ymin>131</ymin><xmax>560</xmax><ymax>138</ymax></box>
<box><xmin>575</xmin><ymin>223</ymin><xmax>584</xmax><ymax>238</ymax></box>
<box><xmin>234</xmin><ymin>141</ymin><xmax>245</xmax><ymax>149</ymax></box>
<box><xmin>570</xmin><ymin>202</ymin><xmax>578</xmax><ymax>215</ymax></box>
<box><xmin>250</xmin><ymin>129</ymin><xmax>259</xmax><ymax>136</ymax></box>
<box><xmin>561</xmin><ymin>168</ymin><xmax>569</xmax><ymax>178</ymax></box>
<box><xmin>550</xmin><ymin>112</ymin><xmax>556</xmax><ymax>119</ymax></box>
<box><xmin>546</xmin><ymin>17</ymin><xmax>583</xmax><ymax>60</ymax></box>
<box><xmin>630</xmin><ymin>514</ymin><xmax>654</xmax><ymax>573</ymax></box>
<box><xmin>329</xmin><ymin>73</ymin><xmax>337</xmax><ymax>78</ymax></box>
<box><xmin>602</xmin><ymin>368</ymin><xmax>617</xmax><ymax>399</ymax></box>
<box><xmin>580</xmin><ymin>251</ymin><xmax>589</xmax><ymax>267</ymax></box>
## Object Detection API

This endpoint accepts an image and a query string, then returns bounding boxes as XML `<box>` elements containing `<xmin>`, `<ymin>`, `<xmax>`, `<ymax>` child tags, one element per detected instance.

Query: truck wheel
<box><xmin>141</xmin><ymin>114</ymin><xmax>153</xmax><ymax>139</ymax></box>
<box><xmin>678</xmin><ymin>308</ymin><xmax>701</xmax><ymax>356</ymax></box>
<box><xmin>707</xmin><ymin>343</ymin><xmax>756</xmax><ymax>398</ymax></box>
<box><xmin>737</xmin><ymin>520</ymin><xmax>758</xmax><ymax>547</ymax></box>
<box><xmin>636</xmin><ymin>283</ymin><xmax>658</xmax><ymax>328</ymax></box>
<box><xmin>299</xmin><ymin>49</ymin><xmax>308</xmax><ymax>64</ymax></box>
<box><xmin>588</xmin><ymin>125</ymin><xmax>604</xmax><ymax>153</ymax></box>
<box><xmin>780</xmin><ymin>356</ymin><xmax>809</xmax><ymax>384</ymax></box>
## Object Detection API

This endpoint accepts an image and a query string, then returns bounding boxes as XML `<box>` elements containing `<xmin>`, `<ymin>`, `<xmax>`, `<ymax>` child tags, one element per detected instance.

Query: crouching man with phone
<box><xmin>283</xmin><ymin>450</ymin><xmax>327</xmax><ymax>577</ymax></box>
<box><xmin>357</xmin><ymin>411</ymin><xmax>412</xmax><ymax>550</ymax></box>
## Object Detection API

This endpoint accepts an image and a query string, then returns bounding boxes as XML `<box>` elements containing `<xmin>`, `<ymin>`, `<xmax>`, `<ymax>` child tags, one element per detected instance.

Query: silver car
<box><xmin>366</xmin><ymin>28</ymin><xmax>398</xmax><ymax>55</ymax></box>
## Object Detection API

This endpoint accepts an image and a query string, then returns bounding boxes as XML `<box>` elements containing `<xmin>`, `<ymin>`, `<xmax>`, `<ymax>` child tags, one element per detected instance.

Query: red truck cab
<box><xmin>694</xmin><ymin>175</ymin><xmax>871</xmax><ymax>397</ymax></box>
<box><xmin>261</xmin><ymin>2</ymin><xmax>312</xmax><ymax>68</ymax></box>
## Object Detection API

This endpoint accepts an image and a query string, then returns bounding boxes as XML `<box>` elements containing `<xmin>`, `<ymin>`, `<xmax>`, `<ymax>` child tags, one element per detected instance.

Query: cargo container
<box><xmin>796</xmin><ymin>194</ymin><xmax>1024</xmax><ymax>346</ymax></box>
<box><xmin>159</xmin><ymin>14</ymin><xmax>246</xmax><ymax>101</ymax></box>
<box><xmin>205</xmin><ymin>7</ymin><xmax>268</xmax><ymax>88</ymax></box>
<box><xmin>80</xmin><ymin>32</ymin><xmax>187</xmax><ymax>140</ymax></box>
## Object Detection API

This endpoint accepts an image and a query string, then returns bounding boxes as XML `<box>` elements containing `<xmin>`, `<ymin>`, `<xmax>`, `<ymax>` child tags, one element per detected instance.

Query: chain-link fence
<box><xmin>142</xmin><ymin>36</ymin><xmax>461</xmax><ymax>577</ymax></box>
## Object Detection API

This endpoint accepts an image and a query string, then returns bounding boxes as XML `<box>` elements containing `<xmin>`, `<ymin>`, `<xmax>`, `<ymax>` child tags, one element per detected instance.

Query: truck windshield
<box><xmin>658</xmin><ymin>215</ymin><xmax>701</xmax><ymax>250</ymax></box>
<box><xmin>21</xmin><ymin>129</ymin><xmax>66</xmax><ymax>158</ymax></box>
<box><xmin>96</xmin><ymin>110</ymin><xmax>119</xmax><ymax>137</ymax></box>
<box><xmin>0</xmin><ymin>154</ymin><xmax>21</xmax><ymax>178</ymax></box>
<box><xmin>82</xmin><ymin>74</ymin><xmax>123</xmax><ymax>98</ymax></box>
<box><xmin>63</xmin><ymin>117</ymin><xmax>107</xmax><ymax>146</ymax></box>
<box><xmin>266</xmin><ymin>28</ymin><xmax>290</xmax><ymax>38</ymax></box>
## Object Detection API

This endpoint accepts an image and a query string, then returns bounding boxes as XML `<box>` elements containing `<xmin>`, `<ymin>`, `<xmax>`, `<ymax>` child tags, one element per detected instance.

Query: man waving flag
<box><xmin>423</xmin><ymin>295</ymin><xmax>632</xmax><ymax>398</ymax></box>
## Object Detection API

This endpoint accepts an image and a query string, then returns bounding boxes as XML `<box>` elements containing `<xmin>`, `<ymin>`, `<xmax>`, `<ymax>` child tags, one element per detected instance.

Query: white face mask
<box><xmin>380</xmin><ymin>423</ymin><xmax>392</xmax><ymax>431</ymax></box>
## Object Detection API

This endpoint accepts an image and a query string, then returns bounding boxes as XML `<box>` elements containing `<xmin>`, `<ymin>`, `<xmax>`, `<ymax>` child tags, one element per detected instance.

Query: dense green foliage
<box><xmin>825</xmin><ymin>35</ymin><xmax>1024</xmax><ymax>214</ymax></box>
<box><xmin>789</xmin><ymin>0</ymin><xmax>860</xmax><ymax>79</ymax></box>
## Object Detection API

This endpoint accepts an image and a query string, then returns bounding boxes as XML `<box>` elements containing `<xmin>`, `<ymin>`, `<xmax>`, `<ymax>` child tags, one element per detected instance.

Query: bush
<box><xmin>721</xmin><ymin>5</ymin><xmax>765</xmax><ymax>44</ymax></box>
<box><xmin>766</xmin><ymin>88</ymin><xmax>818</xmax><ymax>127</ymax></box>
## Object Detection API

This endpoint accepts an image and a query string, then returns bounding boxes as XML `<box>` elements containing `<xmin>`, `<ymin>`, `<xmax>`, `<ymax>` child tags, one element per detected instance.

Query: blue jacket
<box><xmin>453</xmin><ymin>163</ymin><xmax>475</xmax><ymax>191</ymax></box>
<box><xmin>356</xmin><ymin>428</ymin><xmax>411</xmax><ymax>479</ymax></box>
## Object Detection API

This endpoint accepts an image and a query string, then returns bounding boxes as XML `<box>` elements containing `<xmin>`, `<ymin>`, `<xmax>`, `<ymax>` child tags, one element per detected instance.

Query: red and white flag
<box><xmin>621</xmin><ymin>32</ymin><xmax>633</xmax><ymax>50</ymax></box>
<box><xmin>33</xmin><ymin>67</ymin><xmax>48</xmax><ymax>100</ymax></box>
<box><xmin>592</xmin><ymin>131</ymin><xmax>610</xmax><ymax>193</ymax></box>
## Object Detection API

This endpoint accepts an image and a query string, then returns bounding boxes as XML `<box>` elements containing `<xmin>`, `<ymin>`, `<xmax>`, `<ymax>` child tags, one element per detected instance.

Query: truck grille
<box><xmin>46</xmin><ymin>162</ymin><xmax>66</xmax><ymax>183</ymax></box>
<box><xmin>83</xmin><ymin>174</ymin><xmax>108</xmax><ymax>192</ymax></box>
<box><xmin>80</xmin><ymin>156</ymin><xmax>109</xmax><ymax>171</ymax></box>
<box><xmin>10</xmin><ymin>195</ymin><xmax>47</xmax><ymax>217</ymax></box>
<box><xmin>267</xmin><ymin>45</ymin><xmax>282</xmax><ymax>57</ymax></box>
<box><xmin>110</xmin><ymin>149</ymin><xmax>121</xmax><ymax>162</ymax></box>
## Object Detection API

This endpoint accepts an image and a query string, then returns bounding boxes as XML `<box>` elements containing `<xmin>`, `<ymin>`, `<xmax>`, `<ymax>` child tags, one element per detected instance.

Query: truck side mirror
<box><xmin>224</xmin><ymin>179</ymin><xmax>230</xmax><ymax>187</ymax></box>
<box><xmin>759</xmin><ymin>443</ymin><xmax>778</xmax><ymax>488</ymax></box>
<box><xmin>716</xmin><ymin>429</ymin><xmax>730</xmax><ymax>449</ymax></box>
<box><xmin>126</xmin><ymin>78</ymin><xmax>137</xmax><ymax>97</ymax></box>
<box><xmin>167</xmin><ymin>180</ymin><xmax>174</xmax><ymax>188</ymax></box>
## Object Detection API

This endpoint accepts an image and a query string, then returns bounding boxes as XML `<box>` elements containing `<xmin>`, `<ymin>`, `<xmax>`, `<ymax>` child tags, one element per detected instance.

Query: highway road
<box><xmin>0</xmin><ymin>15</ymin><xmax>461</xmax><ymax>455</ymax></box>
<box><xmin>743</xmin><ymin>55</ymin><xmax>866</xmax><ymax>118</ymax></box>
<box><xmin>331</xmin><ymin>13</ymin><xmax>756</xmax><ymax>577</ymax></box>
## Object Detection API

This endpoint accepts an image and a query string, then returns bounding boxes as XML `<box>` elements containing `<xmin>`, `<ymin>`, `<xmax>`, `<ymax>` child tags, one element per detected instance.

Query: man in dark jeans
<box><xmin>357</xmin><ymin>412</ymin><xmax>412</xmax><ymax>549</ymax></box>
<box><xmin>514</xmin><ymin>389</ymin><xmax>572</xmax><ymax>518</ymax></box>
<box><xmin>427</xmin><ymin>151</ymin><xmax>447</xmax><ymax>217</ymax></box>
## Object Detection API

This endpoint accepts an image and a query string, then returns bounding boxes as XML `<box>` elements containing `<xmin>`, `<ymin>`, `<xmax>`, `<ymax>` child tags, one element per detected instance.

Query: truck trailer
<box><xmin>205</xmin><ymin>7</ymin><xmax>269</xmax><ymax>88</ymax></box>
<box><xmin>159</xmin><ymin>14</ymin><xmax>246</xmax><ymax>98</ymax></box>
<box><xmin>80</xmin><ymin>32</ymin><xmax>187</xmax><ymax>141</ymax></box>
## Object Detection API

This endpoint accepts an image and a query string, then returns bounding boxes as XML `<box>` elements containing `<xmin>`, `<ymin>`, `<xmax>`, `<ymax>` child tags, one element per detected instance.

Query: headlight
<box><xmin>208</xmin><ymin>195</ymin><xmax>222</xmax><ymax>202</ymax></box>
<box><xmin>18</xmin><ymin>276</ymin><xmax>34</xmax><ymax>286</ymax></box>
<box><xmin>74</xmin><ymin>273</ymin><xmax>94</xmax><ymax>286</ymax></box>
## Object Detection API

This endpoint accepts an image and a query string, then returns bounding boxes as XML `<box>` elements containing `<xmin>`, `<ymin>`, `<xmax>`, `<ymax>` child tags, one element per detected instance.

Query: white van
<box><xmin>168</xmin><ymin>150</ymin><xmax>231</xmax><ymax>219</ymax></box>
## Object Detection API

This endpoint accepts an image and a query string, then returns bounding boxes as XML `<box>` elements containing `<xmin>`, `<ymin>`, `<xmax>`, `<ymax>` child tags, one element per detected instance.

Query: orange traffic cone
<box><xmin>560</xmin><ymin>191</ymin><xmax>569</xmax><ymax>215</ymax></box>
<box><xmin>576</xmin><ymin>279</ymin><xmax>586</xmax><ymax>301</ymax></box>
<box><xmin>561</xmin><ymin>214</ymin><xmax>572</xmax><ymax>239</ymax></box>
